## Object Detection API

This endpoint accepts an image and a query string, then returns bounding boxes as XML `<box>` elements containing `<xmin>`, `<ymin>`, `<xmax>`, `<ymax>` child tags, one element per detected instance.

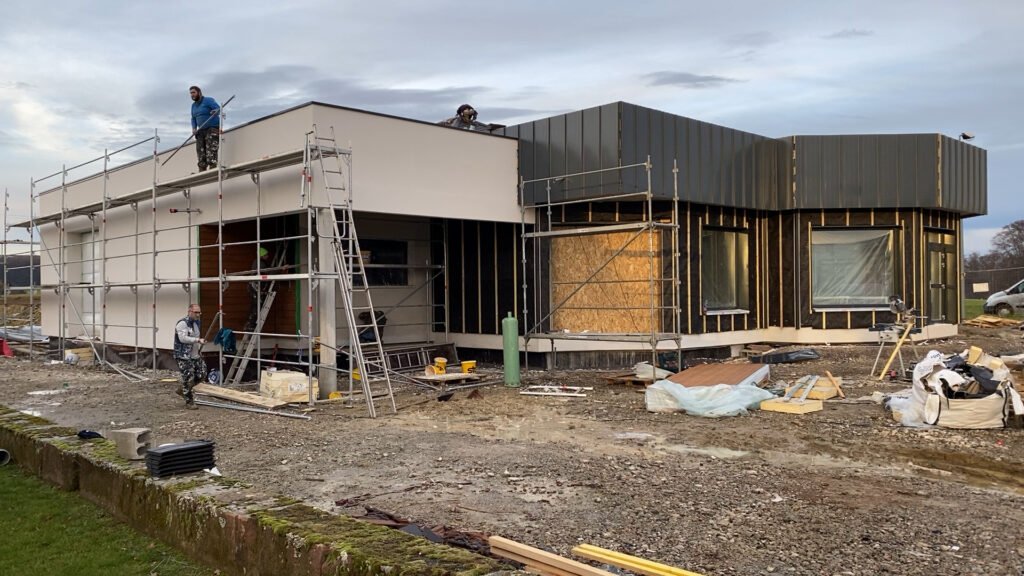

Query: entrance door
<box><xmin>926</xmin><ymin>230</ymin><xmax>958</xmax><ymax>323</ymax></box>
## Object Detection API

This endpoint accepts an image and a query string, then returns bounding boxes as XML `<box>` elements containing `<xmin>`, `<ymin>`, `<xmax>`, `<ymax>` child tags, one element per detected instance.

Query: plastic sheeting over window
<box><xmin>701</xmin><ymin>228</ymin><xmax>749</xmax><ymax>311</ymax></box>
<box><xmin>812</xmin><ymin>229</ymin><xmax>894</xmax><ymax>307</ymax></box>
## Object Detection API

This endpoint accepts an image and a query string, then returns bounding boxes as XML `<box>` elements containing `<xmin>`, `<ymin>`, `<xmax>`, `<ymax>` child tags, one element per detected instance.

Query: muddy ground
<box><xmin>2</xmin><ymin>326</ymin><xmax>1023</xmax><ymax>576</ymax></box>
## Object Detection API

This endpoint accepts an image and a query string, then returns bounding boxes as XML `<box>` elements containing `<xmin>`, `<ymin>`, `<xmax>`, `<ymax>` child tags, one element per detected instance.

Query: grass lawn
<box><xmin>963</xmin><ymin>298</ymin><xmax>986</xmax><ymax>319</ymax></box>
<box><xmin>0</xmin><ymin>464</ymin><xmax>216</xmax><ymax>576</ymax></box>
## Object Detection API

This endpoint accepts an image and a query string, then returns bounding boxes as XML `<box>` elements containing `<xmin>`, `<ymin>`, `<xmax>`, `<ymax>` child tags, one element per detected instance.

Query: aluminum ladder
<box><xmin>308</xmin><ymin>126</ymin><xmax>395</xmax><ymax>417</ymax></box>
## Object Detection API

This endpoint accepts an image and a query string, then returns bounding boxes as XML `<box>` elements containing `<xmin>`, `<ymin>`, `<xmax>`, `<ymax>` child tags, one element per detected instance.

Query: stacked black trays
<box><xmin>145</xmin><ymin>440</ymin><xmax>215</xmax><ymax>478</ymax></box>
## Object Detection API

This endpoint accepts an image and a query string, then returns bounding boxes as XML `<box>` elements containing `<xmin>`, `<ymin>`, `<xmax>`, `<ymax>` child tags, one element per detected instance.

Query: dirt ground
<box><xmin>2</xmin><ymin>326</ymin><xmax>1023</xmax><ymax>576</ymax></box>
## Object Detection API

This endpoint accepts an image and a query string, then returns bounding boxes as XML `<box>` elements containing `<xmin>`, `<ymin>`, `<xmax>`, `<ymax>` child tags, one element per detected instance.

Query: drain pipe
<box><xmin>0</xmin><ymin>448</ymin><xmax>10</xmax><ymax>466</ymax></box>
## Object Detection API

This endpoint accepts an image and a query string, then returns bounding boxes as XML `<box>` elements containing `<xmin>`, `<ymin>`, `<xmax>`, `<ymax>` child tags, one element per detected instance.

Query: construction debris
<box><xmin>193</xmin><ymin>383</ymin><xmax>288</xmax><ymax>410</ymax></box>
<box><xmin>783</xmin><ymin>374</ymin><xmax>842</xmax><ymax>400</ymax></box>
<box><xmin>963</xmin><ymin>314</ymin><xmax>1021</xmax><ymax>328</ymax></box>
<box><xmin>749</xmin><ymin>349</ymin><xmax>819</xmax><ymax>364</ymax></box>
<box><xmin>520</xmin><ymin>385</ymin><xmax>592</xmax><ymax>398</ymax></box>
<box><xmin>888</xmin><ymin>347</ymin><xmax>1024</xmax><ymax>428</ymax></box>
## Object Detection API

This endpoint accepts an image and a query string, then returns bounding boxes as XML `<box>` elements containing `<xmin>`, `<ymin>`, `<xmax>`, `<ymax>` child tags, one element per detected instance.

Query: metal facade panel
<box><xmin>582</xmin><ymin>106</ymin><xmax>602</xmax><ymax>195</ymax></box>
<box><xmin>917</xmin><ymin>135</ymin><xmax>938</xmax><ymax>207</ymax></box>
<box><xmin>565</xmin><ymin>110</ymin><xmax>584</xmax><ymax>201</ymax></box>
<box><xmin>877</xmin><ymin>136</ymin><xmax>899</xmax><ymax>206</ymax></box>
<box><xmin>686</xmin><ymin>119</ymin><xmax>702</xmax><ymax>203</ymax></box>
<box><xmin>839</xmin><ymin>135</ymin><xmax>863</xmax><ymax>208</ymax></box>
<box><xmin>649</xmin><ymin>110</ymin><xmax>667</xmax><ymax>197</ymax></box>
<box><xmin>821</xmin><ymin>136</ymin><xmax>841</xmax><ymax>208</ymax></box>
<box><xmin>549</xmin><ymin>114</ymin><xmax>567</xmax><ymax>202</ymax></box>
<box><xmin>796</xmin><ymin>136</ymin><xmax>823</xmax><ymax>208</ymax></box>
<box><xmin>860</xmin><ymin>135</ymin><xmax>880</xmax><ymax>207</ymax></box>
<box><xmin>897</xmin><ymin>136</ymin><xmax>919</xmax><ymax>207</ymax></box>
<box><xmin>600</xmin><ymin>103</ymin><xmax>620</xmax><ymax>196</ymax></box>
<box><xmin>938</xmin><ymin>136</ymin><xmax>987</xmax><ymax>216</ymax></box>
<box><xmin>620</xmin><ymin>103</ymin><xmax>640</xmax><ymax>194</ymax></box>
<box><xmin>533</xmin><ymin>118</ymin><xmax>551</xmax><ymax>203</ymax></box>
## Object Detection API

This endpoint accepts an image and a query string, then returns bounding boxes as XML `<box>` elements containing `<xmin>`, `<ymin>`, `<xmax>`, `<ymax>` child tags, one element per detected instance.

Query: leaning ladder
<box><xmin>309</xmin><ymin>126</ymin><xmax>395</xmax><ymax>418</ymax></box>
<box><xmin>224</xmin><ymin>249</ymin><xmax>287</xmax><ymax>385</ymax></box>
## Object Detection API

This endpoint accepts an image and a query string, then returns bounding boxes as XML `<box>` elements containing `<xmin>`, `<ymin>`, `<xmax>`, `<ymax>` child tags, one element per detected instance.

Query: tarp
<box><xmin>644</xmin><ymin>381</ymin><xmax>776</xmax><ymax>418</ymax></box>
<box><xmin>0</xmin><ymin>325</ymin><xmax>48</xmax><ymax>343</ymax></box>
<box><xmin>750</xmin><ymin>349</ymin><xmax>819</xmax><ymax>364</ymax></box>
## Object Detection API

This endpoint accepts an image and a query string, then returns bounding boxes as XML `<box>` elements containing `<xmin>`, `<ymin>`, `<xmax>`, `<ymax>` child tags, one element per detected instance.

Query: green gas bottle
<box><xmin>501</xmin><ymin>312</ymin><xmax>520</xmax><ymax>387</ymax></box>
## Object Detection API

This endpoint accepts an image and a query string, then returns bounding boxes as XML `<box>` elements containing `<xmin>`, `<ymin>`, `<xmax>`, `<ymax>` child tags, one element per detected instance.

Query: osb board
<box><xmin>760</xmin><ymin>398</ymin><xmax>823</xmax><ymax>414</ymax></box>
<box><xmin>667</xmin><ymin>363</ymin><xmax>768</xmax><ymax>387</ymax></box>
<box><xmin>199</xmin><ymin>223</ymin><xmax>296</xmax><ymax>335</ymax></box>
<box><xmin>550</xmin><ymin>231</ymin><xmax>662</xmax><ymax>333</ymax></box>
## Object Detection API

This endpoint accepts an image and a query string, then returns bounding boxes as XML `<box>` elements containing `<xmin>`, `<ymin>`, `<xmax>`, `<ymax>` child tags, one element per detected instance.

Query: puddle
<box><xmin>666</xmin><ymin>445</ymin><xmax>750</xmax><ymax>459</ymax></box>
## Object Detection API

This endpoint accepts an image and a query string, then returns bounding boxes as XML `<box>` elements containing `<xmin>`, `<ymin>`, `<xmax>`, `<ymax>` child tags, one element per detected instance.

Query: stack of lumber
<box><xmin>489</xmin><ymin>536</ymin><xmax>705</xmax><ymax>576</ymax></box>
<box><xmin>964</xmin><ymin>314</ymin><xmax>1020</xmax><ymax>328</ymax></box>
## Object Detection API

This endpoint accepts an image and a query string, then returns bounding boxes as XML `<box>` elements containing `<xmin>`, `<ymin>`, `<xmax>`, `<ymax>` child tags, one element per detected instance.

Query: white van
<box><xmin>983</xmin><ymin>278</ymin><xmax>1024</xmax><ymax>316</ymax></box>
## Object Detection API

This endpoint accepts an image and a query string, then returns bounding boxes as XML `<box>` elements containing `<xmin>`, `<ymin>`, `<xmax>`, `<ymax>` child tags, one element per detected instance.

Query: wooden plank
<box><xmin>759</xmin><ymin>397</ymin><xmax>823</xmax><ymax>414</ymax></box>
<box><xmin>784</xmin><ymin>380</ymin><xmax>837</xmax><ymax>400</ymax></box>
<box><xmin>824</xmin><ymin>371</ymin><xmax>845</xmax><ymax>399</ymax></box>
<box><xmin>489</xmin><ymin>536</ymin><xmax>615</xmax><ymax>576</ymax></box>
<box><xmin>572</xmin><ymin>544</ymin><xmax>705</xmax><ymax>576</ymax></box>
<box><xmin>193</xmin><ymin>383</ymin><xmax>289</xmax><ymax>409</ymax></box>
<box><xmin>414</xmin><ymin>372</ymin><xmax>481</xmax><ymax>382</ymax></box>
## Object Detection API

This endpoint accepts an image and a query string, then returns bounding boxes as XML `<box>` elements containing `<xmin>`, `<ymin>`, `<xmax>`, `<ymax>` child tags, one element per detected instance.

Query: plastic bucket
<box><xmin>433</xmin><ymin>357</ymin><xmax>447</xmax><ymax>373</ymax></box>
<box><xmin>460</xmin><ymin>360</ymin><xmax>477</xmax><ymax>373</ymax></box>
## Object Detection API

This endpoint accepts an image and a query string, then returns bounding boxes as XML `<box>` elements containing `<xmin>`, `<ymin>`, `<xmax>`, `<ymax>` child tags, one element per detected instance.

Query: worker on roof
<box><xmin>438</xmin><ymin>104</ymin><xmax>489</xmax><ymax>131</ymax></box>
<box><xmin>189</xmin><ymin>85</ymin><xmax>221</xmax><ymax>172</ymax></box>
<box><xmin>245</xmin><ymin>246</ymin><xmax>273</xmax><ymax>332</ymax></box>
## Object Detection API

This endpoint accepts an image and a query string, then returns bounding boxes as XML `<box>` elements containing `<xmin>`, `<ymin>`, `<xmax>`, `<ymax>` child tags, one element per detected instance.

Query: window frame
<box><xmin>809</xmin><ymin>225</ymin><xmax>899</xmax><ymax>311</ymax></box>
<box><xmin>700</xmin><ymin>225</ymin><xmax>751</xmax><ymax>314</ymax></box>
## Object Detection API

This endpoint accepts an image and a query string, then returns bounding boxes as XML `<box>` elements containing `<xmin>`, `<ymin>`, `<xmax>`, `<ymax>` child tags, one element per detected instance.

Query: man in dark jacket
<box><xmin>438</xmin><ymin>104</ymin><xmax>490</xmax><ymax>131</ymax></box>
<box><xmin>189</xmin><ymin>86</ymin><xmax>221</xmax><ymax>171</ymax></box>
<box><xmin>173</xmin><ymin>303</ymin><xmax>206</xmax><ymax>409</ymax></box>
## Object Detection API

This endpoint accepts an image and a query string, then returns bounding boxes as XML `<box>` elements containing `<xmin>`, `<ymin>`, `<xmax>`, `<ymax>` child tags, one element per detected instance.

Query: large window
<box><xmin>811</xmin><ymin>229</ymin><xmax>894</xmax><ymax>307</ymax></box>
<box><xmin>701</xmin><ymin>228</ymin><xmax>749</xmax><ymax>312</ymax></box>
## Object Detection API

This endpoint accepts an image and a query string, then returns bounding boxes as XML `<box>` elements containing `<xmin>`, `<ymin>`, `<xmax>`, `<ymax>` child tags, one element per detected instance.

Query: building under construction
<box><xmin>1</xmin><ymin>100</ymin><xmax>987</xmax><ymax>412</ymax></box>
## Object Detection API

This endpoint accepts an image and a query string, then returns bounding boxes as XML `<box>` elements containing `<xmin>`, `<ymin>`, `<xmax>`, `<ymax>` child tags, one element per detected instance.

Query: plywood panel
<box><xmin>549</xmin><ymin>231</ymin><xmax>662</xmax><ymax>333</ymax></box>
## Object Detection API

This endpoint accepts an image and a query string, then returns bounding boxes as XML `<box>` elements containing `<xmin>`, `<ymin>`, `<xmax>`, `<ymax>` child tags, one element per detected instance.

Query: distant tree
<box><xmin>990</xmin><ymin>220</ymin><xmax>1024</xmax><ymax>268</ymax></box>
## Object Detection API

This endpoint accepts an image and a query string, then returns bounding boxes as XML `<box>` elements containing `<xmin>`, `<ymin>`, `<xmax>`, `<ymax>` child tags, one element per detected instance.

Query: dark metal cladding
<box><xmin>791</xmin><ymin>134</ymin><xmax>984</xmax><ymax>215</ymax></box>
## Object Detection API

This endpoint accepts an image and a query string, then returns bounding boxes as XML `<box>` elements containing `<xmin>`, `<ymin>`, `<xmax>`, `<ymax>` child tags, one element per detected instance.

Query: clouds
<box><xmin>0</xmin><ymin>0</ymin><xmax>1020</xmax><ymax>251</ymax></box>
<box><xmin>823</xmin><ymin>28</ymin><xmax>875</xmax><ymax>39</ymax></box>
<box><xmin>643</xmin><ymin>71</ymin><xmax>743</xmax><ymax>89</ymax></box>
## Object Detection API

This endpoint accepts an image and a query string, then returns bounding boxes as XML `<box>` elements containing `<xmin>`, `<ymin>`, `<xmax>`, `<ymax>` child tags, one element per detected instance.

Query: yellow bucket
<box><xmin>460</xmin><ymin>360</ymin><xmax>477</xmax><ymax>373</ymax></box>
<box><xmin>433</xmin><ymin>357</ymin><xmax>447</xmax><ymax>373</ymax></box>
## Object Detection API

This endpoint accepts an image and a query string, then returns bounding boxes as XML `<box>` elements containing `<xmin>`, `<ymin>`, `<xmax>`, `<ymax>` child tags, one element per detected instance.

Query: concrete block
<box><xmin>108</xmin><ymin>428</ymin><xmax>151</xmax><ymax>460</ymax></box>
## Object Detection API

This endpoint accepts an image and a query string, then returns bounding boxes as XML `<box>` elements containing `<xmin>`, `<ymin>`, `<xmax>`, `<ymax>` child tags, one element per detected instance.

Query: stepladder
<box><xmin>308</xmin><ymin>126</ymin><xmax>395</xmax><ymax>418</ymax></box>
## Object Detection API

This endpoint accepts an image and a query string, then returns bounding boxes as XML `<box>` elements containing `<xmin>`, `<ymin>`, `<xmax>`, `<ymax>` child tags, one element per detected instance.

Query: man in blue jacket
<box><xmin>189</xmin><ymin>86</ymin><xmax>221</xmax><ymax>171</ymax></box>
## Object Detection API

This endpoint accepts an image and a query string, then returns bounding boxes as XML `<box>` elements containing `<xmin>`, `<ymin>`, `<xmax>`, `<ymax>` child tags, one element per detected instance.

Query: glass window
<box><xmin>701</xmin><ymin>228</ymin><xmax>749</xmax><ymax>311</ymax></box>
<box><xmin>811</xmin><ymin>229</ymin><xmax>894</xmax><ymax>307</ymax></box>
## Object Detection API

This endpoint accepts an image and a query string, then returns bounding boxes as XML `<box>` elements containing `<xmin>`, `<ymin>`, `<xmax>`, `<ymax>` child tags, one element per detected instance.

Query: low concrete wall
<box><xmin>0</xmin><ymin>405</ymin><xmax>503</xmax><ymax>576</ymax></box>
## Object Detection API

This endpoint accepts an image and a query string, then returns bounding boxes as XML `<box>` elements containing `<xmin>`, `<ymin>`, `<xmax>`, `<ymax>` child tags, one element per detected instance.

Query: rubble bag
<box><xmin>923</xmin><ymin>391</ymin><xmax>1009</xmax><ymax>429</ymax></box>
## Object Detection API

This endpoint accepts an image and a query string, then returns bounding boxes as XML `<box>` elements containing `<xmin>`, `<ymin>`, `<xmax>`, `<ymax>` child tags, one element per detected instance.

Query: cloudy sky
<box><xmin>1</xmin><ymin>0</ymin><xmax>1021</xmax><ymax>253</ymax></box>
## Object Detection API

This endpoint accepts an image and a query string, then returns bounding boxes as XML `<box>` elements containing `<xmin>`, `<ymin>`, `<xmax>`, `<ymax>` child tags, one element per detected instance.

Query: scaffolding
<box><xmin>9</xmin><ymin>104</ymin><xmax>448</xmax><ymax>416</ymax></box>
<box><xmin>519</xmin><ymin>158</ymin><xmax>683</xmax><ymax>369</ymax></box>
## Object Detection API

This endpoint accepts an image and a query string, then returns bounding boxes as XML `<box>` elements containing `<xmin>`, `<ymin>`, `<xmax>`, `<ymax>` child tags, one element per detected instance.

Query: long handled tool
<box><xmin>161</xmin><ymin>94</ymin><xmax>236</xmax><ymax>166</ymax></box>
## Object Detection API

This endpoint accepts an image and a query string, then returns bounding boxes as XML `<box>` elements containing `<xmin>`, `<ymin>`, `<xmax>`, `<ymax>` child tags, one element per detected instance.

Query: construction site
<box><xmin>1</xmin><ymin>99</ymin><xmax>1022</xmax><ymax>576</ymax></box>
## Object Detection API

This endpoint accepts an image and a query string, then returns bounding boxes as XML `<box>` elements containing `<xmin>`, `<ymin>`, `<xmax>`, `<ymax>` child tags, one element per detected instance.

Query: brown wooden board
<box><xmin>666</xmin><ymin>363</ymin><xmax>768</xmax><ymax>388</ymax></box>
